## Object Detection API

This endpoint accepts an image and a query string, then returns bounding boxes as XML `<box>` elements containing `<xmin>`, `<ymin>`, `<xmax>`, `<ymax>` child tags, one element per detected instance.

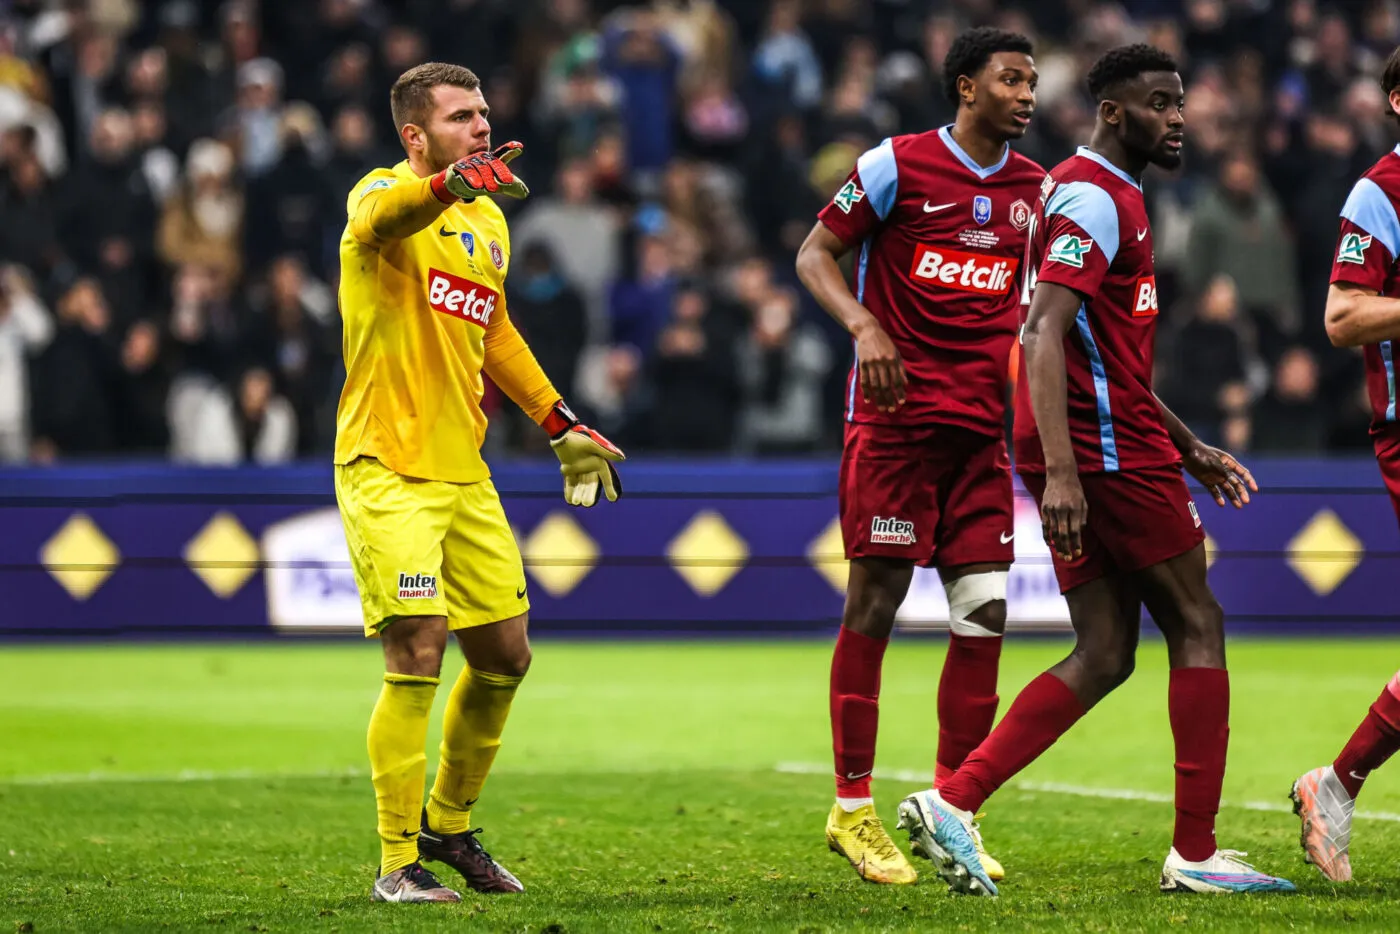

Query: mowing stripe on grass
<box><xmin>772</xmin><ymin>762</ymin><xmax>1400</xmax><ymax>824</ymax></box>
<box><xmin>0</xmin><ymin>766</ymin><xmax>368</xmax><ymax>786</ymax></box>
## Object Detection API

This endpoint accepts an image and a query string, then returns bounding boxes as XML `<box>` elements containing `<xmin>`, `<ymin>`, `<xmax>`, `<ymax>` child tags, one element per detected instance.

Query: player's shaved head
<box><xmin>391</xmin><ymin>61</ymin><xmax>481</xmax><ymax>134</ymax></box>
<box><xmin>1086</xmin><ymin>43</ymin><xmax>1178</xmax><ymax>101</ymax></box>
<box><xmin>942</xmin><ymin>27</ymin><xmax>1034</xmax><ymax>108</ymax></box>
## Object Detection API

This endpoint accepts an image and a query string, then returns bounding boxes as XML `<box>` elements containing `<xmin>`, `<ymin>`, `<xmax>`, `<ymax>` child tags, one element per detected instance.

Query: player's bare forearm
<box><xmin>1023</xmin><ymin>281</ymin><xmax>1083</xmax><ymax>475</ymax></box>
<box><xmin>795</xmin><ymin>222</ymin><xmax>879</xmax><ymax>337</ymax></box>
<box><xmin>1154</xmin><ymin>394</ymin><xmax>1199</xmax><ymax>455</ymax></box>
<box><xmin>1325</xmin><ymin>283</ymin><xmax>1400</xmax><ymax>347</ymax></box>
<box><xmin>484</xmin><ymin>314</ymin><xmax>561</xmax><ymax>423</ymax></box>
<box><xmin>351</xmin><ymin>176</ymin><xmax>453</xmax><ymax>244</ymax></box>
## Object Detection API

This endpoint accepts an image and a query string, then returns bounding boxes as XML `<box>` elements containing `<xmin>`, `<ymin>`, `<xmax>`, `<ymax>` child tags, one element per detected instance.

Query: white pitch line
<box><xmin>773</xmin><ymin>762</ymin><xmax>1400</xmax><ymax>824</ymax></box>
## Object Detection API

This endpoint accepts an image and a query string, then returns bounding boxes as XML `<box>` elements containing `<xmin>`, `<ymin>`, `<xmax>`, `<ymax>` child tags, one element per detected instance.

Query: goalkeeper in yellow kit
<box><xmin>335</xmin><ymin>62</ymin><xmax>624</xmax><ymax>904</ymax></box>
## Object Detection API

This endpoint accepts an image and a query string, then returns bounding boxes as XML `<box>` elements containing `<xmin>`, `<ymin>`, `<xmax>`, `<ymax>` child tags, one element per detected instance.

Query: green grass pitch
<box><xmin>5</xmin><ymin>638</ymin><xmax>1400</xmax><ymax>932</ymax></box>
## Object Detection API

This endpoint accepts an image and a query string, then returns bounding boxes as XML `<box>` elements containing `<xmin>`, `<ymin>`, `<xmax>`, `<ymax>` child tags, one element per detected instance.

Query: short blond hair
<box><xmin>390</xmin><ymin>62</ymin><xmax>481</xmax><ymax>135</ymax></box>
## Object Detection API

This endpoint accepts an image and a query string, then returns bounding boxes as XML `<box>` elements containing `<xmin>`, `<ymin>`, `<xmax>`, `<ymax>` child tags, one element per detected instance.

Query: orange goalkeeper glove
<box><xmin>542</xmin><ymin>401</ymin><xmax>625</xmax><ymax>507</ymax></box>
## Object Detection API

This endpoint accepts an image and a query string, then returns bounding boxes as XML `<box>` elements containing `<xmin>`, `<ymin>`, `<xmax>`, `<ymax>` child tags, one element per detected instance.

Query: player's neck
<box><xmin>407</xmin><ymin>153</ymin><xmax>435</xmax><ymax>179</ymax></box>
<box><xmin>1086</xmin><ymin>129</ymin><xmax>1147</xmax><ymax>182</ymax></box>
<box><xmin>947</xmin><ymin>118</ymin><xmax>1008</xmax><ymax>170</ymax></box>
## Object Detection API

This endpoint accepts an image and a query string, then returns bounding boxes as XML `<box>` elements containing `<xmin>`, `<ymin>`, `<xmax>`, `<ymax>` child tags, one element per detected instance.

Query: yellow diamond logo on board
<box><xmin>184</xmin><ymin>512</ymin><xmax>260</xmax><ymax>598</ymax></box>
<box><xmin>1285</xmin><ymin>509</ymin><xmax>1362</xmax><ymax>596</ymax></box>
<box><xmin>521</xmin><ymin>511</ymin><xmax>599</xmax><ymax>597</ymax></box>
<box><xmin>40</xmin><ymin>513</ymin><xmax>120</xmax><ymax>600</ymax></box>
<box><xmin>807</xmin><ymin>518</ymin><xmax>849</xmax><ymax>593</ymax></box>
<box><xmin>666</xmin><ymin>511</ymin><xmax>749</xmax><ymax>597</ymax></box>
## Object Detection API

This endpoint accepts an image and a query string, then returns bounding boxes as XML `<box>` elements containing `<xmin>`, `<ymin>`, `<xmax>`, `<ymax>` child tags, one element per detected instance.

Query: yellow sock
<box><xmin>426</xmin><ymin>667</ymin><xmax>523</xmax><ymax>834</ymax></box>
<box><xmin>368</xmin><ymin>672</ymin><xmax>439</xmax><ymax>875</ymax></box>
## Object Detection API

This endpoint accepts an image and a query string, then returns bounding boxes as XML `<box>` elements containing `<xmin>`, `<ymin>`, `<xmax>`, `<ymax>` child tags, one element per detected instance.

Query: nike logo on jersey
<box><xmin>438</xmin><ymin>224</ymin><xmax>456</xmax><ymax>236</ymax></box>
<box><xmin>1000</xmin><ymin>532</ymin><xmax>1015</xmax><ymax>544</ymax></box>
<box><xmin>923</xmin><ymin>202</ymin><xmax>957</xmax><ymax>213</ymax></box>
<box><xmin>516</xmin><ymin>584</ymin><xmax>527</xmax><ymax>600</ymax></box>
<box><xmin>1137</xmin><ymin>228</ymin><xmax>1149</xmax><ymax>241</ymax></box>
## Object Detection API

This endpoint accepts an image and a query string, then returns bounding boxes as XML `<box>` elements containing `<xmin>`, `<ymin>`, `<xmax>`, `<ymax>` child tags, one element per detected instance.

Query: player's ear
<box><xmin>1389</xmin><ymin>87</ymin><xmax>1400</xmax><ymax>120</ymax></box>
<box><xmin>1098</xmin><ymin>98</ymin><xmax>1121</xmax><ymax>127</ymax></box>
<box><xmin>400</xmin><ymin>122</ymin><xmax>425</xmax><ymax>156</ymax></box>
<box><xmin>957</xmin><ymin>74</ymin><xmax>976</xmax><ymax>108</ymax></box>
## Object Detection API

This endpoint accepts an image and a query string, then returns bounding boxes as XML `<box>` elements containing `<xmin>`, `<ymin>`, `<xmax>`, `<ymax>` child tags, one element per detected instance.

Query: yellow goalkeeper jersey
<box><xmin>334</xmin><ymin>161</ymin><xmax>559</xmax><ymax>484</ymax></box>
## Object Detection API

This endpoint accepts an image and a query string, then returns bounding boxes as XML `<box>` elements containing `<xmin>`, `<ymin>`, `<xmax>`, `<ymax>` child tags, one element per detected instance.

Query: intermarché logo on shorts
<box><xmin>870</xmin><ymin>516</ymin><xmax>916</xmax><ymax>546</ymax></box>
<box><xmin>397</xmin><ymin>572</ymin><xmax>438</xmax><ymax>600</ymax></box>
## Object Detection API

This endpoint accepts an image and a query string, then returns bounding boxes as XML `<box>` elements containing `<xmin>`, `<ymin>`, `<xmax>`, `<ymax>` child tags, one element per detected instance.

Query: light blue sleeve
<box><xmin>1341</xmin><ymin>177</ymin><xmax>1400</xmax><ymax>259</ymax></box>
<box><xmin>1045</xmin><ymin>182</ymin><xmax>1120</xmax><ymax>265</ymax></box>
<box><xmin>855</xmin><ymin>138</ymin><xmax>898</xmax><ymax>222</ymax></box>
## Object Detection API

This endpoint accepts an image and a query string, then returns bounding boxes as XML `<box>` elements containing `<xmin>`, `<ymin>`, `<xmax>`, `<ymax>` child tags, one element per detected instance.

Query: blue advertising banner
<box><xmin>0</xmin><ymin>458</ymin><xmax>1395</xmax><ymax>638</ymax></box>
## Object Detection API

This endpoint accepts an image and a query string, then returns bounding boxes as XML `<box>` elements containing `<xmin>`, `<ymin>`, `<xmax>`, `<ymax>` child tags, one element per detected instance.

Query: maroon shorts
<box><xmin>839</xmin><ymin>421</ymin><xmax>1014</xmax><ymax>569</ymax></box>
<box><xmin>1020</xmin><ymin>464</ymin><xmax>1205</xmax><ymax>593</ymax></box>
<box><xmin>1376</xmin><ymin>429</ymin><xmax>1400</xmax><ymax>527</ymax></box>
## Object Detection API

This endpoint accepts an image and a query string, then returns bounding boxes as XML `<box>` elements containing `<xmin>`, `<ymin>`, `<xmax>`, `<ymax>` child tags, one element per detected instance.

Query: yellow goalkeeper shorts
<box><xmin>334</xmin><ymin>456</ymin><xmax>529</xmax><ymax>636</ymax></box>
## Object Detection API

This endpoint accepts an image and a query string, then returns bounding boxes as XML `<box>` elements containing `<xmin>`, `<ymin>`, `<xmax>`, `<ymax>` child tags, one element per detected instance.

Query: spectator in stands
<box><xmin>59</xmin><ymin>107</ymin><xmax>157</xmax><ymax>325</ymax></box>
<box><xmin>1251</xmin><ymin>346</ymin><xmax>1330</xmax><ymax>453</ymax></box>
<box><xmin>224</xmin><ymin>57</ymin><xmax>286</xmax><ymax>178</ymax></box>
<box><xmin>508</xmin><ymin>242</ymin><xmax>587</xmax><ymax>403</ymax></box>
<box><xmin>604</xmin><ymin>8</ymin><xmax>680</xmax><ymax>176</ymax></box>
<box><xmin>158</xmin><ymin>138</ymin><xmax>244</xmax><ymax>284</ymax></box>
<box><xmin>29</xmin><ymin>278</ymin><xmax>117</xmax><ymax>461</ymax></box>
<box><xmin>513</xmin><ymin>157</ymin><xmax>620</xmax><ymax>340</ymax></box>
<box><xmin>734</xmin><ymin>284</ymin><xmax>830</xmax><ymax>454</ymax></box>
<box><xmin>113</xmin><ymin>319</ymin><xmax>172</xmax><ymax>455</ymax></box>
<box><xmin>1184</xmin><ymin>151</ymin><xmax>1299</xmax><ymax>362</ymax></box>
<box><xmin>0</xmin><ymin>266</ymin><xmax>52</xmax><ymax>463</ymax></box>
<box><xmin>241</xmin><ymin>254</ymin><xmax>338</xmax><ymax>456</ymax></box>
<box><xmin>0</xmin><ymin>125</ymin><xmax>62</xmax><ymax>277</ymax></box>
<box><xmin>610</xmin><ymin>229</ymin><xmax>676</xmax><ymax>358</ymax></box>
<box><xmin>166</xmin><ymin>263</ymin><xmax>245</xmax><ymax>383</ymax></box>
<box><xmin>1159</xmin><ymin>275</ymin><xmax>1257</xmax><ymax>450</ymax></box>
<box><xmin>130</xmin><ymin>100</ymin><xmax>180</xmax><ymax>206</ymax></box>
<box><xmin>171</xmin><ymin>365</ymin><xmax>296</xmax><ymax>465</ymax></box>
<box><xmin>751</xmin><ymin>0</ymin><xmax>823</xmax><ymax>113</ymax></box>
<box><xmin>324</xmin><ymin>102</ymin><xmax>384</xmax><ymax>208</ymax></box>
<box><xmin>648</xmin><ymin>282</ymin><xmax>737</xmax><ymax>452</ymax></box>
<box><xmin>243</xmin><ymin>104</ymin><xmax>331</xmax><ymax>276</ymax></box>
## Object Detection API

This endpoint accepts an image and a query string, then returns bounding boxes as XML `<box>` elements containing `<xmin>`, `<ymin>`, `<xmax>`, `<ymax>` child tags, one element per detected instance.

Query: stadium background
<box><xmin>8</xmin><ymin>2</ymin><xmax>1400</xmax><ymax>931</ymax></box>
<box><xmin>0</xmin><ymin>0</ymin><xmax>1393</xmax><ymax>635</ymax></box>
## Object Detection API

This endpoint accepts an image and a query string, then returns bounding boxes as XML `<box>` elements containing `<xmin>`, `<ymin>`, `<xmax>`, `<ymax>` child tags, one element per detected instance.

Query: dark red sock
<box><xmin>939</xmin><ymin>672</ymin><xmax>1084</xmax><ymax>813</ymax></box>
<box><xmin>934</xmin><ymin>633</ymin><xmax>1003</xmax><ymax>787</ymax></box>
<box><xmin>831</xmin><ymin>627</ymin><xmax>888</xmax><ymax>798</ymax></box>
<box><xmin>1169</xmin><ymin>667</ymin><xmax>1229</xmax><ymax>862</ymax></box>
<box><xmin>1333</xmin><ymin>674</ymin><xmax>1400</xmax><ymax>799</ymax></box>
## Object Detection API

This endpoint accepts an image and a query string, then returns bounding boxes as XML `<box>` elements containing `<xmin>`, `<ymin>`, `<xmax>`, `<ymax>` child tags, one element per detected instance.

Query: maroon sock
<box><xmin>1333</xmin><ymin>673</ymin><xmax>1400</xmax><ymax>799</ymax></box>
<box><xmin>831</xmin><ymin>627</ymin><xmax>888</xmax><ymax>798</ymax></box>
<box><xmin>934</xmin><ymin>633</ymin><xmax>1003</xmax><ymax>787</ymax></box>
<box><xmin>1169</xmin><ymin>667</ymin><xmax>1229</xmax><ymax>862</ymax></box>
<box><xmin>939</xmin><ymin>672</ymin><xmax>1084</xmax><ymax>814</ymax></box>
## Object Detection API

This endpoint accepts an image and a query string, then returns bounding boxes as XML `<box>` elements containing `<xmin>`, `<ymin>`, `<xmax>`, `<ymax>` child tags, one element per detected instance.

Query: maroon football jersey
<box><xmin>1328</xmin><ymin>145</ymin><xmax>1400</xmax><ymax>433</ymax></box>
<box><xmin>1014</xmin><ymin>147</ymin><xmax>1178</xmax><ymax>474</ymax></box>
<box><xmin>817</xmin><ymin>126</ymin><xmax>1046</xmax><ymax>436</ymax></box>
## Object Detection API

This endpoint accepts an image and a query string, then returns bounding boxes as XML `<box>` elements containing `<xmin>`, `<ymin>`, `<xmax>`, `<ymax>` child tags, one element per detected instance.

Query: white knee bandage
<box><xmin>944</xmin><ymin>571</ymin><xmax>1008</xmax><ymax>637</ymax></box>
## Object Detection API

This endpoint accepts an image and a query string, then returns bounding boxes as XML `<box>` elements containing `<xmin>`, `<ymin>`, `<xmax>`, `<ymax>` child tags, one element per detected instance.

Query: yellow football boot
<box><xmin>970</xmin><ymin>812</ymin><xmax>1006</xmax><ymax>881</ymax></box>
<box><xmin>825</xmin><ymin>803</ymin><xmax>918</xmax><ymax>884</ymax></box>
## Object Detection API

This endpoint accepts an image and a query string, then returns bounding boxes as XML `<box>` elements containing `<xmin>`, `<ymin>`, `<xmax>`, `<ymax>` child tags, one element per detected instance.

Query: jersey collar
<box><xmin>1393</xmin><ymin>143</ymin><xmax>1400</xmax><ymax>158</ymax></box>
<box><xmin>1075</xmin><ymin>146</ymin><xmax>1142</xmax><ymax>191</ymax></box>
<box><xmin>938</xmin><ymin>126</ymin><xmax>1010</xmax><ymax>180</ymax></box>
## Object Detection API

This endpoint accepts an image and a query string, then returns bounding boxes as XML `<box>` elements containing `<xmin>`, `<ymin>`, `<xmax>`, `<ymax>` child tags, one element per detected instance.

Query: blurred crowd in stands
<box><xmin>0</xmin><ymin>0</ymin><xmax>1393</xmax><ymax>464</ymax></box>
